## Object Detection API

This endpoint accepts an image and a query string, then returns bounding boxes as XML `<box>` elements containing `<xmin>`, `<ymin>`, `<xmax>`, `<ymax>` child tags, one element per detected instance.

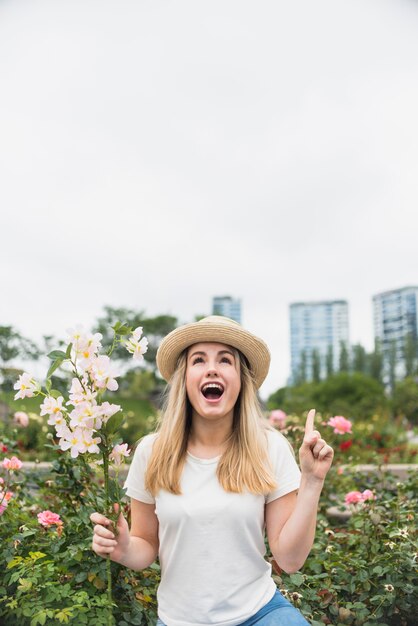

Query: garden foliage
<box><xmin>0</xmin><ymin>341</ymin><xmax>417</xmax><ymax>624</ymax></box>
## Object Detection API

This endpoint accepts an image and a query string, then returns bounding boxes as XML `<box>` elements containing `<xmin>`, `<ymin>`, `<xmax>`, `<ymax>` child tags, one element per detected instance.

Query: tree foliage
<box><xmin>93</xmin><ymin>306</ymin><xmax>178</xmax><ymax>370</ymax></box>
<box><xmin>0</xmin><ymin>326</ymin><xmax>39</xmax><ymax>365</ymax></box>
<box><xmin>268</xmin><ymin>372</ymin><xmax>387</xmax><ymax>420</ymax></box>
<box><xmin>392</xmin><ymin>376</ymin><xmax>418</xmax><ymax>425</ymax></box>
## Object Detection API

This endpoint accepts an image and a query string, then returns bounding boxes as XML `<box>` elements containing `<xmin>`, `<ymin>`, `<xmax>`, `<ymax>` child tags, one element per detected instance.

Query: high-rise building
<box><xmin>373</xmin><ymin>286</ymin><xmax>418</xmax><ymax>382</ymax></box>
<box><xmin>212</xmin><ymin>296</ymin><xmax>242</xmax><ymax>323</ymax></box>
<box><xmin>289</xmin><ymin>300</ymin><xmax>349</xmax><ymax>383</ymax></box>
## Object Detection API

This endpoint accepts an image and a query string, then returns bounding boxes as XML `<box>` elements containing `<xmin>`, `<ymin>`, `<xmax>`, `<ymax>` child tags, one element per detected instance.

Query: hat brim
<box><xmin>156</xmin><ymin>317</ymin><xmax>270</xmax><ymax>388</ymax></box>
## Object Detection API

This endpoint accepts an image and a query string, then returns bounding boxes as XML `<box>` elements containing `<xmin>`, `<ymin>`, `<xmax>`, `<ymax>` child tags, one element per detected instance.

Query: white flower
<box><xmin>69</xmin><ymin>401</ymin><xmax>102</xmax><ymax>430</ymax></box>
<box><xmin>58</xmin><ymin>426</ymin><xmax>86</xmax><ymax>458</ymax></box>
<box><xmin>384</xmin><ymin>584</ymin><xmax>394</xmax><ymax>592</ymax></box>
<box><xmin>89</xmin><ymin>355</ymin><xmax>119</xmax><ymax>391</ymax></box>
<box><xmin>325</xmin><ymin>545</ymin><xmax>334</xmax><ymax>554</ymax></box>
<box><xmin>67</xmin><ymin>324</ymin><xmax>86</xmax><ymax>347</ymax></box>
<box><xmin>78</xmin><ymin>333</ymin><xmax>103</xmax><ymax>368</ymax></box>
<box><xmin>67</xmin><ymin>377</ymin><xmax>96</xmax><ymax>406</ymax></box>
<box><xmin>55</xmin><ymin>422</ymin><xmax>70</xmax><ymax>439</ymax></box>
<box><xmin>80</xmin><ymin>430</ymin><xmax>101</xmax><ymax>454</ymax></box>
<box><xmin>98</xmin><ymin>401</ymin><xmax>121</xmax><ymax>423</ymax></box>
<box><xmin>13</xmin><ymin>373</ymin><xmax>37</xmax><ymax>400</ymax></box>
<box><xmin>67</xmin><ymin>326</ymin><xmax>102</xmax><ymax>368</ymax></box>
<box><xmin>109</xmin><ymin>443</ymin><xmax>130</xmax><ymax>466</ymax></box>
<box><xmin>125</xmin><ymin>327</ymin><xmax>149</xmax><ymax>361</ymax></box>
<box><xmin>40</xmin><ymin>396</ymin><xmax>65</xmax><ymax>419</ymax></box>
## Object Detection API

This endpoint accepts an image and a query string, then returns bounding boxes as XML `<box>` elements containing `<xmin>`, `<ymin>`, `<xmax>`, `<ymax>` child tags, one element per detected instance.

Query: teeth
<box><xmin>202</xmin><ymin>383</ymin><xmax>224</xmax><ymax>392</ymax></box>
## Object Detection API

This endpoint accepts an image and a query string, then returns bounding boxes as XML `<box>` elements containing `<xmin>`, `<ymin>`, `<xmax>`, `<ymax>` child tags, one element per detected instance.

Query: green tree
<box><xmin>314</xmin><ymin>372</ymin><xmax>387</xmax><ymax>419</ymax></box>
<box><xmin>339</xmin><ymin>341</ymin><xmax>350</xmax><ymax>373</ymax></box>
<box><xmin>369</xmin><ymin>339</ymin><xmax>384</xmax><ymax>384</ymax></box>
<box><xmin>93</xmin><ymin>306</ymin><xmax>178</xmax><ymax>370</ymax></box>
<box><xmin>297</xmin><ymin>351</ymin><xmax>307</xmax><ymax>384</ymax></box>
<box><xmin>0</xmin><ymin>326</ymin><xmax>39</xmax><ymax>389</ymax></box>
<box><xmin>267</xmin><ymin>381</ymin><xmax>317</xmax><ymax>416</ymax></box>
<box><xmin>268</xmin><ymin>372</ymin><xmax>387</xmax><ymax>420</ymax></box>
<box><xmin>392</xmin><ymin>376</ymin><xmax>418</xmax><ymax>424</ymax></box>
<box><xmin>311</xmin><ymin>349</ymin><xmax>321</xmax><ymax>383</ymax></box>
<box><xmin>404</xmin><ymin>332</ymin><xmax>417</xmax><ymax>378</ymax></box>
<box><xmin>352</xmin><ymin>343</ymin><xmax>367</xmax><ymax>374</ymax></box>
<box><xmin>388</xmin><ymin>340</ymin><xmax>397</xmax><ymax>392</ymax></box>
<box><xmin>266</xmin><ymin>386</ymin><xmax>287</xmax><ymax>411</ymax></box>
<box><xmin>325</xmin><ymin>344</ymin><xmax>334</xmax><ymax>378</ymax></box>
<box><xmin>0</xmin><ymin>326</ymin><xmax>39</xmax><ymax>364</ymax></box>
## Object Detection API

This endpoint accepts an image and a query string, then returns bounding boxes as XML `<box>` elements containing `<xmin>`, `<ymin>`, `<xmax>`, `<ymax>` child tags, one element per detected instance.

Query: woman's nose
<box><xmin>206</xmin><ymin>362</ymin><xmax>219</xmax><ymax>376</ymax></box>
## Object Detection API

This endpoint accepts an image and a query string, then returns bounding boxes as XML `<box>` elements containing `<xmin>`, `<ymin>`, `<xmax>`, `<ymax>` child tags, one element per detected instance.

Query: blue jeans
<box><xmin>156</xmin><ymin>589</ymin><xmax>309</xmax><ymax>625</ymax></box>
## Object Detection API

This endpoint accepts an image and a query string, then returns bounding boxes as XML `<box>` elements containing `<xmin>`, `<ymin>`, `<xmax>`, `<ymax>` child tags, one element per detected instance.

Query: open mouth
<box><xmin>201</xmin><ymin>382</ymin><xmax>225</xmax><ymax>400</ymax></box>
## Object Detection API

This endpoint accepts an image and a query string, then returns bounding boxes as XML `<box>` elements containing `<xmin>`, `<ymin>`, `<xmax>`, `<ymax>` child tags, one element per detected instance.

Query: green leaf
<box><xmin>50</xmin><ymin>389</ymin><xmax>63</xmax><ymax>399</ymax></box>
<box><xmin>112</xmin><ymin>323</ymin><xmax>131</xmax><ymax>336</ymax></box>
<box><xmin>47</xmin><ymin>350</ymin><xmax>67</xmax><ymax>360</ymax></box>
<box><xmin>289</xmin><ymin>572</ymin><xmax>305</xmax><ymax>586</ymax></box>
<box><xmin>28</xmin><ymin>551</ymin><xmax>47</xmax><ymax>562</ymax></box>
<box><xmin>47</xmin><ymin>358</ymin><xmax>64</xmax><ymax>379</ymax></box>
<box><xmin>30</xmin><ymin>612</ymin><xmax>47</xmax><ymax>626</ymax></box>
<box><xmin>104</xmin><ymin>412</ymin><xmax>124</xmax><ymax>434</ymax></box>
<box><xmin>7</xmin><ymin>556</ymin><xmax>23</xmax><ymax>569</ymax></box>
<box><xmin>45</xmin><ymin>378</ymin><xmax>52</xmax><ymax>394</ymax></box>
<box><xmin>65</xmin><ymin>342</ymin><xmax>73</xmax><ymax>358</ymax></box>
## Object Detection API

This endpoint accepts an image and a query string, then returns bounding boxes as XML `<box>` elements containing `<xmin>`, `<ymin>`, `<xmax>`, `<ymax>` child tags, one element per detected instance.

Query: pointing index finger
<box><xmin>304</xmin><ymin>408</ymin><xmax>316</xmax><ymax>435</ymax></box>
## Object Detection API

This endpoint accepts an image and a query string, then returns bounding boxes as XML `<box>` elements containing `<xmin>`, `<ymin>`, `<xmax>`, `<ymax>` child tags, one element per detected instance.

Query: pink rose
<box><xmin>345</xmin><ymin>491</ymin><xmax>363</xmax><ymax>504</ymax></box>
<box><xmin>2</xmin><ymin>456</ymin><xmax>23</xmax><ymax>471</ymax></box>
<box><xmin>37</xmin><ymin>510</ymin><xmax>63</xmax><ymax>527</ymax></box>
<box><xmin>269</xmin><ymin>410</ymin><xmax>287</xmax><ymax>429</ymax></box>
<box><xmin>361</xmin><ymin>489</ymin><xmax>375</xmax><ymax>501</ymax></box>
<box><xmin>327</xmin><ymin>416</ymin><xmax>353</xmax><ymax>435</ymax></box>
<box><xmin>13</xmin><ymin>411</ymin><xmax>30</xmax><ymax>428</ymax></box>
<box><xmin>345</xmin><ymin>489</ymin><xmax>375</xmax><ymax>505</ymax></box>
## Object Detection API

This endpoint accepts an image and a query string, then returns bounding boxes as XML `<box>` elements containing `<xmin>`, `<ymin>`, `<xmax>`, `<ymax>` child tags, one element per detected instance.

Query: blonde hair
<box><xmin>145</xmin><ymin>348</ymin><xmax>278</xmax><ymax>496</ymax></box>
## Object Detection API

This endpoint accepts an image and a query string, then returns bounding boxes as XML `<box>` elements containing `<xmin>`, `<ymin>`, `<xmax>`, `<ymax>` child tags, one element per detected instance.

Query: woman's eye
<box><xmin>221</xmin><ymin>357</ymin><xmax>232</xmax><ymax>364</ymax></box>
<box><xmin>192</xmin><ymin>356</ymin><xmax>204</xmax><ymax>365</ymax></box>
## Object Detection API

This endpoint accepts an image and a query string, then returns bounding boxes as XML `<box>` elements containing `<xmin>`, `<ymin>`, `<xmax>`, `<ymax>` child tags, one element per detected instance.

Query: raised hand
<box><xmin>90</xmin><ymin>504</ymin><xmax>130</xmax><ymax>562</ymax></box>
<box><xmin>299</xmin><ymin>409</ymin><xmax>334</xmax><ymax>482</ymax></box>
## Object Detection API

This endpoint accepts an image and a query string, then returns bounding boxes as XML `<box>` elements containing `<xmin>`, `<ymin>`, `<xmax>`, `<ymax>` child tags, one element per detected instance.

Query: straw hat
<box><xmin>156</xmin><ymin>316</ymin><xmax>270</xmax><ymax>388</ymax></box>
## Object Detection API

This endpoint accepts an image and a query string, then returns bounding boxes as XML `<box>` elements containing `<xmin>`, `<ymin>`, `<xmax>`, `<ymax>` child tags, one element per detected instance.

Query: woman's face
<box><xmin>185</xmin><ymin>342</ymin><xmax>241</xmax><ymax>421</ymax></box>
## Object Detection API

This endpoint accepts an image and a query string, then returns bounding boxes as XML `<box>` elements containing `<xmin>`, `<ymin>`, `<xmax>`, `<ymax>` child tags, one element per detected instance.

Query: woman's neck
<box><xmin>188</xmin><ymin>414</ymin><xmax>233</xmax><ymax>452</ymax></box>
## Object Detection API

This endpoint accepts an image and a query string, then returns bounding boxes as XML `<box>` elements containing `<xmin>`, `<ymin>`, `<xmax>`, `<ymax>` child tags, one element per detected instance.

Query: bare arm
<box><xmin>266</xmin><ymin>409</ymin><xmax>333</xmax><ymax>574</ymax></box>
<box><xmin>91</xmin><ymin>498</ymin><xmax>159</xmax><ymax>571</ymax></box>
<box><xmin>266</xmin><ymin>477</ymin><xmax>323</xmax><ymax>574</ymax></box>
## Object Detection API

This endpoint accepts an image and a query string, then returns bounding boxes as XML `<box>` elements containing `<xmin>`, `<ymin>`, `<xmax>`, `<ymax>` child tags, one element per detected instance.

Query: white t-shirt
<box><xmin>124</xmin><ymin>429</ymin><xmax>301</xmax><ymax>626</ymax></box>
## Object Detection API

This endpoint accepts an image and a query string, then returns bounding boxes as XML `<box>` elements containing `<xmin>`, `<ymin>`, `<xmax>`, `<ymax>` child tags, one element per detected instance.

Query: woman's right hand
<box><xmin>90</xmin><ymin>504</ymin><xmax>130</xmax><ymax>563</ymax></box>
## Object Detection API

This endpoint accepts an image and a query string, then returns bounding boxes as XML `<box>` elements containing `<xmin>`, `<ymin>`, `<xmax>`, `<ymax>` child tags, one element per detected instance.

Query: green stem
<box><xmin>70</xmin><ymin>358</ymin><xmax>88</xmax><ymax>392</ymax></box>
<box><xmin>103</xmin><ymin>452</ymin><xmax>114</xmax><ymax>626</ymax></box>
<box><xmin>107</xmin><ymin>330</ymin><xmax>119</xmax><ymax>358</ymax></box>
<box><xmin>0</xmin><ymin>471</ymin><xmax>11</xmax><ymax>508</ymax></box>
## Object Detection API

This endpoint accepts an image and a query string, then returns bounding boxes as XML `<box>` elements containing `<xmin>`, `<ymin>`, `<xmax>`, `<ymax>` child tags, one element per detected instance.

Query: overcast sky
<box><xmin>1</xmin><ymin>0</ymin><xmax>417</xmax><ymax>398</ymax></box>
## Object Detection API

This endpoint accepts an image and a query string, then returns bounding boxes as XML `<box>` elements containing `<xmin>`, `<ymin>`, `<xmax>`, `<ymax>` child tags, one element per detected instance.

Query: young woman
<box><xmin>91</xmin><ymin>316</ymin><xmax>334</xmax><ymax>626</ymax></box>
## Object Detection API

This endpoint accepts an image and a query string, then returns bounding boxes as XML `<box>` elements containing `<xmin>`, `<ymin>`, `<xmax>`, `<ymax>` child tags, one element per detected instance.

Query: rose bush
<box><xmin>0</xmin><ymin>378</ymin><xmax>417</xmax><ymax>623</ymax></box>
<box><xmin>271</xmin><ymin>468</ymin><xmax>417</xmax><ymax>625</ymax></box>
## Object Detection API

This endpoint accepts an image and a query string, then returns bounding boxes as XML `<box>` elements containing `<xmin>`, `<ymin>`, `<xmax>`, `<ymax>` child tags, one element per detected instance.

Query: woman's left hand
<box><xmin>299</xmin><ymin>408</ymin><xmax>334</xmax><ymax>482</ymax></box>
